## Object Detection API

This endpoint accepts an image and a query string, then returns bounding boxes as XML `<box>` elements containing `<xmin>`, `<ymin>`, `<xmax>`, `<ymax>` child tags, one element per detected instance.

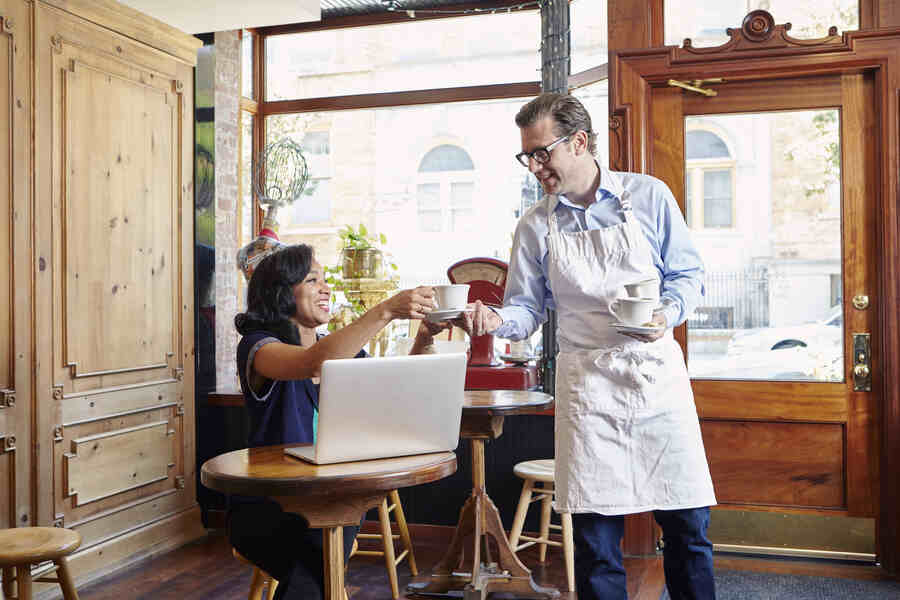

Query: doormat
<box><xmin>659</xmin><ymin>569</ymin><xmax>900</xmax><ymax>599</ymax></box>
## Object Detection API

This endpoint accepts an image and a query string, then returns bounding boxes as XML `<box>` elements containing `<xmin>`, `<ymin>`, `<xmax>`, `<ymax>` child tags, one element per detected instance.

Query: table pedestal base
<box><xmin>407</xmin><ymin>492</ymin><xmax>559</xmax><ymax>599</ymax></box>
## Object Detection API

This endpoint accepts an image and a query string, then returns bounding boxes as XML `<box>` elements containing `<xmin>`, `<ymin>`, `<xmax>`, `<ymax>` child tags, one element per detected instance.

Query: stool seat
<box><xmin>513</xmin><ymin>459</ymin><xmax>555</xmax><ymax>483</ymax></box>
<box><xmin>0</xmin><ymin>527</ymin><xmax>82</xmax><ymax>566</ymax></box>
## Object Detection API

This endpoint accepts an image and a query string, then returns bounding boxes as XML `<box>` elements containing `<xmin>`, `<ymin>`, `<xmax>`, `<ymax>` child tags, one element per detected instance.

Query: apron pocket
<box><xmin>589</xmin><ymin>347</ymin><xmax>669</xmax><ymax>413</ymax></box>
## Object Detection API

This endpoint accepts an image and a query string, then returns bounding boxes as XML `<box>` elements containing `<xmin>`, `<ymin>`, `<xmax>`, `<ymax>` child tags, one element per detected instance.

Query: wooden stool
<box><xmin>508</xmin><ymin>459</ymin><xmax>574</xmax><ymax>592</ymax></box>
<box><xmin>348</xmin><ymin>490</ymin><xmax>417</xmax><ymax>600</ymax></box>
<box><xmin>0</xmin><ymin>527</ymin><xmax>82</xmax><ymax>600</ymax></box>
<box><xmin>233</xmin><ymin>490</ymin><xmax>414</xmax><ymax>600</ymax></box>
<box><xmin>232</xmin><ymin>549</ymin><xmax>279</xmax><ymax>600</ymax></box>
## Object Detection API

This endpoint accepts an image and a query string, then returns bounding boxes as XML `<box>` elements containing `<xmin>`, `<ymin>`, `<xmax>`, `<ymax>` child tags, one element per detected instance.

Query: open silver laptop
<box><xmin>284</xmin><ymin>352</ymin><xmax>466</xmax><ymax>464</ymax></box>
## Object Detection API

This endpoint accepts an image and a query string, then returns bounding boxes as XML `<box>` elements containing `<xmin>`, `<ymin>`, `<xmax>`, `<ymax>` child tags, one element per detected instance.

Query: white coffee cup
<box><xmin>624</xmin><ymin>278</ymin><xmax>660</xmax><ymax>300</ymax></box>
<box><xmin>610</xmin><ymin>297</ymin><xmax>657</xmax><ymax>327</ymax></box>
<box><xmin>433</xmin><ymin>284</ymin><xmax>470</xmax><ymax>310</ymax></box>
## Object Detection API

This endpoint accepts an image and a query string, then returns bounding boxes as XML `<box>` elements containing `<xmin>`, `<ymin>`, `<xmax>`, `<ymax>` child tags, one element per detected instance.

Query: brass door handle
<box><xmin>853</xmin><ymin>333</ymin><xmax>871</xmax><ymax>391</ymax></box>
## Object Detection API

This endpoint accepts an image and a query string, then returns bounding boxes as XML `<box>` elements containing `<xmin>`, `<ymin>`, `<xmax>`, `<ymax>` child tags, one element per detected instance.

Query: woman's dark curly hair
<box><xmin>234</xmin><ymin>244</ymin><xmax>314</xmax><ymax>346</ymax></box>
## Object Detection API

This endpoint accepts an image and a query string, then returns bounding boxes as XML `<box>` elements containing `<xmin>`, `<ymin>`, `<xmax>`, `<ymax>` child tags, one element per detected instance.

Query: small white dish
<box><xmin>610</xmin><ymin>322</ymin><xmax>663</xmax><ymax>335</ymax></box>
<box><xmin>425</xmin><ymin>308</ymin><xmax>473</xmax><ymax>322</ymax></box>
<box><xmin>499</xmin><ymin>354</ymin><xmax>534</xmax><ymax>364</ymax></box>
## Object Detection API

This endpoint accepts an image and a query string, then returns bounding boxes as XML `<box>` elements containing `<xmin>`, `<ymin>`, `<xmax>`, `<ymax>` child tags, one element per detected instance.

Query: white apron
<box><xmin>548</xmin><ymin>192</ymin><xmax>716</xmax><ymax>515</ymax></box>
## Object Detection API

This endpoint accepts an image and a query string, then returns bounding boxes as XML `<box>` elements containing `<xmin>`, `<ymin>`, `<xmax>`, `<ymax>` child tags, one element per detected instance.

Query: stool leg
<box><xmin>2</xmin><ymin>566</ymin><xmax>15</xmax><ymax>599</ymax></box>
<box><xmin>561</xmin><ymin>511</ymin><xmax>575</xmax><ymax>592</ymax></box>
<box><xmin>248</xmin><ymin>567</ymin><xmax>266</xmax><ymax>600</ymax></box>
<box><xmin>538</xmin><ymin>483</ymin><xmax>552</xmax><ymax>563</ymax></box>
<box><xmin>266</xmin><ymin>577</ymin><xmax>278</xmax><ymax>600</ymax></box>
<box><xmin>508</xmin><ymin>479</ymin><xmax>533</xmax><ymax>552</ymax></box>
<box><xmin>377</xmin><ymin>498</ymin><xmax>399</xmax><ymax>600</ymax></box>
<box><xmin>17</xmin><ymin>565</ymin><xmax>32</xmax><ymax>600</ymax></box>
<box><xmin>389</xmin><ymin>489</ymin><xmax>417</xmax><ymax>576</ymax></box>
<box><xmin>55</xmin><ymin>557</ymin><xmax>79</xmax><ymax>600</ymax></box>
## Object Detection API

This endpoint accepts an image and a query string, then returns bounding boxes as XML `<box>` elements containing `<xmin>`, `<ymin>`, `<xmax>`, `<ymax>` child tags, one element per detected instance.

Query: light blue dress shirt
<box><xmin>493</xmin><ymin>167</ymin><xmax>705</xmax><ymax>341</ymax></box>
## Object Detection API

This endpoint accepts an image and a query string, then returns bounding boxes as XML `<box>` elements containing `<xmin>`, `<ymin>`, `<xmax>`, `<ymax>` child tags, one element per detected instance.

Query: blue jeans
<box><xmin>572</xmin><ymin>507</ymin><xmax>715</xmax><ymax>600</ymax></box>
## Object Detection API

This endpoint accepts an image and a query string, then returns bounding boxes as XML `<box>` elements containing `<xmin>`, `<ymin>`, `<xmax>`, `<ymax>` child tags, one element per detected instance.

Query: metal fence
<box><xmin>690</xmin><ymin>267</ymin><xmax>770</xmax><ymax>329</ymax></box>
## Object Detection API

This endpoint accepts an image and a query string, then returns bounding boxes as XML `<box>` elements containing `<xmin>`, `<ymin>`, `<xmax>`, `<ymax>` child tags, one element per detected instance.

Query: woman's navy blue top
<box><xmin>236</xmin><ymin>330</ymin><xmax>366</xmax><ymax>448</ymax></box>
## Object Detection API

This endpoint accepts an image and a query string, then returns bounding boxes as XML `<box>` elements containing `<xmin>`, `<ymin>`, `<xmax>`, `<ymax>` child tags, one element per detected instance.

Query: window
<box><xmin>415</xmin><ymin>145</ymin><xmax>476</xmax><ymax>234</ymax></box>
<box><xmin>241</xmin><ymin>29</ymin><xmax>255</xmax><ymax>100</ymax></box>
<box><xmin>265</xmin><ymin>11</ymin><xmax>539</xmax><ymax>101</ymax></box>
<box><xmin>685</xmin><ymin>129</ymin><xmax>735</xmax><ymax>229</ymax></box>
<box><xmin>665</xmin><ymin>0</ymin><xmax>859</xmax><ymax>48</ymax></box>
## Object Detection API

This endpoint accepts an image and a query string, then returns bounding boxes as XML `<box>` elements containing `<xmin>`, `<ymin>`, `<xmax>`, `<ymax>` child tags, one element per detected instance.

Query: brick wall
<box><xmin>214</xmin><ymin>31</ymin><xmax>241</xmax><ymax>388</ymax></box>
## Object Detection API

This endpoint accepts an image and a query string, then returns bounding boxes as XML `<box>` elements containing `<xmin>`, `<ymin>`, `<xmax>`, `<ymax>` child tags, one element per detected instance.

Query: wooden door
<box><xmin>652</xmin><ymin>72</ymin><xmax>878</xmax><ymax>556</ymax></box>
<box><xmin>0</xmin><ymin>0</ymin><xmax>33</xmax><ymax>530</ymax></box>
<box><xmin>32</xmin><ymin>0</ymin><xmax>198</xmax><ymax>558</ymax></box>
<box><xmin>610</xmin><ymin>14</ymin><xmax>900</xmax><ymax>564</ymax></box>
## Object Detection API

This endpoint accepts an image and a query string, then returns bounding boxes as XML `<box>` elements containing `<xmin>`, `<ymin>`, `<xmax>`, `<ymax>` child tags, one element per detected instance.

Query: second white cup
<box><xmin>624</xmin><ymin>277</ymin><xmax>660</xmax><ymax>300</ymax></box>
<box><xmin>433</xmin><ymin>284</ymin><xmax>470</xmax><ymax>310</ymax></box>
<box><xmin>610</xmin><ymin>297</ymin><xmax>656</xmax><ymax>327</ymax></box>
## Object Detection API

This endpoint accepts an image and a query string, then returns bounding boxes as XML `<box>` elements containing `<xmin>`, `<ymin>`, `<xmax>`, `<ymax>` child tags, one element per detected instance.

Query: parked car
<box><xmin>718</xmin><ymin>304</ymin><xmax>844</xmax><ymax>381</ymax></box>
<box><xmin>726</xmin><ymin>304</ymin><xmax>843</xmax><ymax>355</ymax></box>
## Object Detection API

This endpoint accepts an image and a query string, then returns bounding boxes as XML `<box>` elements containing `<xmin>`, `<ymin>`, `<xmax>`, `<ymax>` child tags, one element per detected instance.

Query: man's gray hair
<box><xmin>515</xmin><ymin>93</ymin><xmax>597</xmax><ymax>156</ymax></box>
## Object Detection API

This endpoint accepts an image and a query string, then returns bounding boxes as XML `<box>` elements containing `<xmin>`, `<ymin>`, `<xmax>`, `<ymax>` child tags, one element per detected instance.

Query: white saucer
<box><xmin>425</xmin><ymin>308</ymin><xmax>473</xmax><ymax>322</ymax></box>
<box><xmin>499</xmin><ymin>354</ymin><xmax>534</xmax><ymax>363</ymax></box>
<box><xmin>610</xmin><ymin>322</ymin><xmax>663</xmax><ymax>334</ymax></box>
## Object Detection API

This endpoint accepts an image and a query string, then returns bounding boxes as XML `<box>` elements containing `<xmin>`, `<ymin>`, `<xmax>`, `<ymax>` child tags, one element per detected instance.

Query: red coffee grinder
<box><xmin>447</xmin><ymin>257</ymin><xmax>539</xmax><ymax>390</ymax></box>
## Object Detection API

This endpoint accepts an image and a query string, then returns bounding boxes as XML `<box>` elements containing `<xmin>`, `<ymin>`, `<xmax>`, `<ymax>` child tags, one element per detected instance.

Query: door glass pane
<box><xmin>665</xmin><ymin>0</ymin><xmax>859</xmax><ymax>48</ymax></box>
<box><xmin>686</xmin><ymin>110</ymin><xmax>843</xmax><ymax>382</ymax></box>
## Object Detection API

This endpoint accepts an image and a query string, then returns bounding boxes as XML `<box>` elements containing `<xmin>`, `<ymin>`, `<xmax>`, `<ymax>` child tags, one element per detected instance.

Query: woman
<box><xmin>229</xmin><ymin>243</ymin><xmax>446</xmax><ymax>600</ymax></box>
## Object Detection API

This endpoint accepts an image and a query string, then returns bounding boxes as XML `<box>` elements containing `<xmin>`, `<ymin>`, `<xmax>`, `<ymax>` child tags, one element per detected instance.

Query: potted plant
<box><xmin>338</xmin><ymin>223</ymin><xmax>396</xmax><ymax>279</ymax></box>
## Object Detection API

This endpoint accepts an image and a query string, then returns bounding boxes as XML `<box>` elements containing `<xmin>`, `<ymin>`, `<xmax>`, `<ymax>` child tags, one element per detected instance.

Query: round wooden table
<box><xmin>201</xmin><ymin>446</ymin><xmax>457</xmax><ymax>600</ymax></box>
<box><xmin>408</xmin><ymin>390</ymin><xmax>559</xmax><ymax>599</ymax></box>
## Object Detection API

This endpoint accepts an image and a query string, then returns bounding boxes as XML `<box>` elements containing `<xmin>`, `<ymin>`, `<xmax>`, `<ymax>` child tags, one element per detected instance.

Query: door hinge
<box><xmin>53</xmin><ymin>425</ymin><xmax>64</xmax><ymax>442</ymax></box>
<box><xmin>1</xmin><ymin>389</ymin><xmax>14</xmax><ymax>408</ymax></box>
<box><xmin>175</xmin><ymin>476</ymin><xmax>185</xmax><ymax>489</ymax></box>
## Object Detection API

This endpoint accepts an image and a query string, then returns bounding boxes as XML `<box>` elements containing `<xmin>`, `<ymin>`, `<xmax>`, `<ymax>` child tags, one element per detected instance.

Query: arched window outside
<box><xmin>416</xmin><ymin>144</ymin><xmax>475</xmax><ymax>233</ymax></box>
<box><xmin>685</xmin><ymin>129</ymin><xmax>735</xmax><ymax>229</ymax></box>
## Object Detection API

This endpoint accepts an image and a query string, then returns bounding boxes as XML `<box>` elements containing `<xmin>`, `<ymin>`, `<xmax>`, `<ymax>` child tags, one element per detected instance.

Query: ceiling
<box><xmin>117</xmin><ymin>0</ymin><xmax>320</xmax><ymax>33</ymax></box>
<box><xmin>118</xmin><ymin>0</ymin><xmax>502</xmax><ymax>33</ymax></box>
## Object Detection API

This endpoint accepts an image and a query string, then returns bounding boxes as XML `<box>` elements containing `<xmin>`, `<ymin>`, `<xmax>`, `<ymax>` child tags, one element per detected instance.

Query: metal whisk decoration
<box><xmin>236</xmin><ymin>139</ymin><xmax>310</xmax><ymax>282</ymax></box>
<box><xmin>254</xmin><ymin>137</ymin><xmax>310</xmax><ymax>214</ymax></box>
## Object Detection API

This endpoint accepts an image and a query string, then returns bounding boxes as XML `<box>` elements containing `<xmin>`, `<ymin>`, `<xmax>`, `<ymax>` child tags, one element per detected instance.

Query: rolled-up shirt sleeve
<box><xmin>493</xmin><ymin>218</ymin><xmax>553</xmax><ymax>341</ymax></box>
<box><xmin>649</xmin><ymin>180</ymin><xmax>705</xmax><ymax>327</ymax></box>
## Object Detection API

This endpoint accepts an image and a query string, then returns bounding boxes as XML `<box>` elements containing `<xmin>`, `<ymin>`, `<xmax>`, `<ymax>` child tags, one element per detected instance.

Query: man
<box><xmin>460</xmin><ymin>93</ymin><xmax>717</xmax><ymax>599</ymax></box>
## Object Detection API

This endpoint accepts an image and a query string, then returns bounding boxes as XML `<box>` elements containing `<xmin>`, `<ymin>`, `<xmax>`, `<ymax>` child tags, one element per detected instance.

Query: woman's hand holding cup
<box><xmin>384</xmin><ymin>286</ymin><xmax>436</xmax><ymax>320</ymax></box>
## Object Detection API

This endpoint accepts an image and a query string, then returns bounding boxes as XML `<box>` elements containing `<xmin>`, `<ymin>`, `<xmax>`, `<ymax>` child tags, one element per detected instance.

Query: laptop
<box><xmin>284</xmin><ymin>352</ymin><xmax>467</xmax><ymax>464</ymax></box>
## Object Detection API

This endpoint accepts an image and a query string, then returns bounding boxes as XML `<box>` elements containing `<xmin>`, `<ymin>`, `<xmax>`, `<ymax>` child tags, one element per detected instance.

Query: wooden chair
<box><xmin>233</xmin><ymin>490</ymin><xmax>415</xmax><ymax>600</ymax></box>
<box><xmin>348</xmin><ymin>490</ymin><xmax>417</xmax><ymax>600</ymax></box>
<box><xmin>507</xmin><ymin>459</ymin><xmax>575</xmax><ymax>592</ymax></box>
<box><xmin>0</xmin><ymin>526</ymin><xmax>82</xmax><ymax>600</ymax></box>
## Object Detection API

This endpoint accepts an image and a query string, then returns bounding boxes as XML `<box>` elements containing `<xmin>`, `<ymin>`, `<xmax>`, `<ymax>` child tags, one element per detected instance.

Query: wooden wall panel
<box><xmin>55</xmin><ymin>404</ymin><xmax>178</xmax><ymax>524</ymax></box>
<box><xmin>0</xmin><ymin>438</ymin><xmax>10</xmax><ymax>530</ymax></box>
<box><xmin>702</xmin><ymin>421</ymin><xmax>845</xmax><ymax>508</ymax></box>
<box><xmin>0</xmin><ymin>9</ymin><xmax>12</xmax><ymax>398</ymax></box>
<box><xmin>65</xmin><ymin>421</ymin><xmax>170</xmax><ymax>506</ymax></box>
<box><xmin>69</xmin><ymin>490</ymin><xmax>183</xmax><ymax>547</ymax></box>
<box><xmin>62</xmin><ymin>60</ymin><xmax>176</xmax><ymax>377</ymax></box>
<box><xmin>61</xmin><ymin>380</ymin><xmax>180</xmax><ymax>426</ymax></box>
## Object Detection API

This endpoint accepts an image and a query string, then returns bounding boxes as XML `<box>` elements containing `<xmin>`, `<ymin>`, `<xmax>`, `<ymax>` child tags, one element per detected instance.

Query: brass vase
<box><xmin>341</xmin><ymin>247</ymin><xmax>383</xmax><ymax>279</ymax></box>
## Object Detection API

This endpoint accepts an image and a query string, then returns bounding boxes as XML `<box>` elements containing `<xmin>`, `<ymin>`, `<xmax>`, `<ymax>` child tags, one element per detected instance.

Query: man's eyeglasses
<box><xmin>515</xmin><ymin>134</ymin><xmax>571</xmax><ymax>167</ymax></box>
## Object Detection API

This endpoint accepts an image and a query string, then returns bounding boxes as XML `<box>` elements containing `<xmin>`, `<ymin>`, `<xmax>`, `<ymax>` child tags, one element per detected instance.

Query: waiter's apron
<box><xmin>548</xmin><ymin>192</ymin><xmax>716</xmax><ymax>515</ymax></box>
